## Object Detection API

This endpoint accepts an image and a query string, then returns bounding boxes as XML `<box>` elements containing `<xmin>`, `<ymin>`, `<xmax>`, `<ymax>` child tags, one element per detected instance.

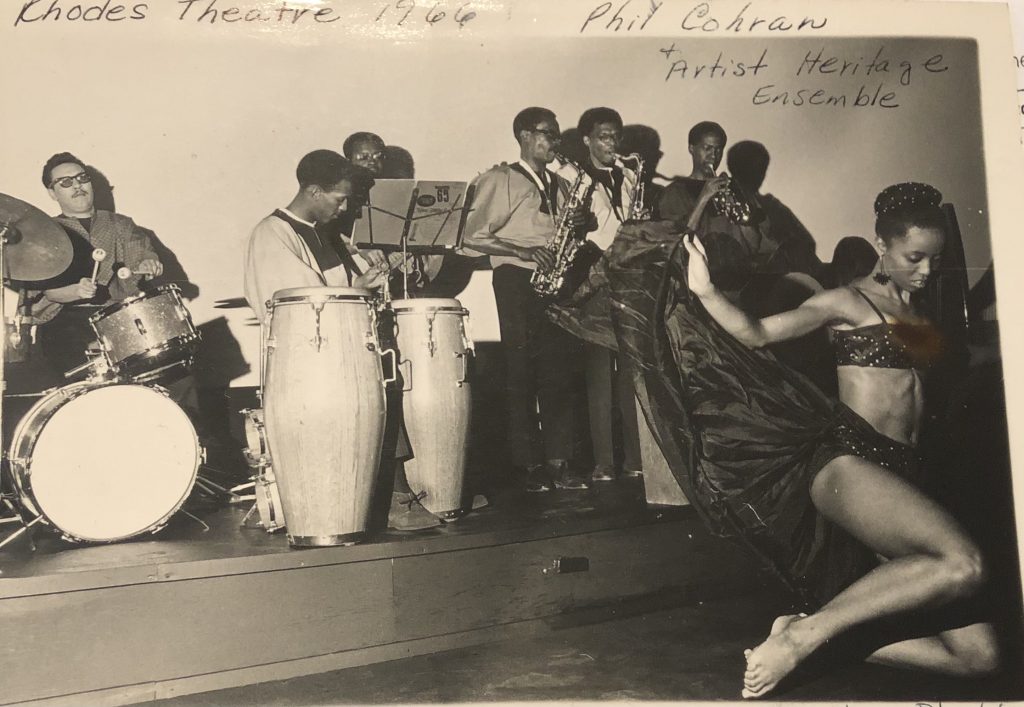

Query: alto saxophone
<box><xmin>614</xmin><ymin>152</ymin><xmax>649</xmax><ymax>221</ymax></box>
<box><xmin>530</xmin><ymin>155</ymin><xmax>594</xmax><ymax>299</ymax></box>
<box><xmin>709</xmin><ymin>172</ymin><xmax>753</xmax><ymax>225</ymax></box>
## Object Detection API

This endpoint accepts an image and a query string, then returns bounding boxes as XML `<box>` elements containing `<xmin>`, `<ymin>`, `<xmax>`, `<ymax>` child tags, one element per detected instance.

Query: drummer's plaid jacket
<box><xmin>24</xmin><ymin>210</ymin><xmax>160</xmax><ymax>324</ymax></box>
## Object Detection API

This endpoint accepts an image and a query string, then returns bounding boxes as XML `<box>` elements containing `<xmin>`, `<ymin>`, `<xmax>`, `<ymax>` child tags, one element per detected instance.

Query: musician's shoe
<box><xmin>524</xmin><ymin>464</ymin><xmax>553</xmax><ymax>493</ymax></box>
<box><xmin>591</xmin><ymin>464</ymin><xmax>616</xmax><ymax>483</ymax></box>
<box><xmin>621</xmin><ymin>467</ymin><xmax>644</xmax><ymax>478</ymax></box>
<box><xmin>388</xmin><ymin>491</ymin><xmax>442</xmax><ymax>531</ymax></box>
<box><xmin>550</xmin><ymin>460</ymin><xmax>590</xmax><ymax>490</ymax></box>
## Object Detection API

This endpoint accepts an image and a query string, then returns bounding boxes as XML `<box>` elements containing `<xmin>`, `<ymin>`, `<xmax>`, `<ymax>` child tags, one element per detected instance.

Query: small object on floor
<box><xmin>524</xmin><ymin>464</ymin><xmax>553</xmax><ymax>493</ymax></box>
<box><xmin>388</xmin><ymin>491</ymin><xmax>442</xmax><ymax>531</ymax></box>
<box><xmin>591</xmin><ymin>464</ymin><xmax>616</xmax><ymax>483</ymax></box>
<box><xmin>550</xmin><ymin>460</ymin><xmax>590</xmax><ymax>490</ymax></box>
<box><xmin>470</xmin><ymin>493</ymin><xmax>489</xmax><ymax>510</ymax></box>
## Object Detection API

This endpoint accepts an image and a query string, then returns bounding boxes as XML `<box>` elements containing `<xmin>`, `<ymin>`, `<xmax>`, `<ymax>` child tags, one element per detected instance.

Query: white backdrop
<box><xmin>0</xmin><ymin>8</ymin><xmax>999</xmax><ymax>387</ymax></box>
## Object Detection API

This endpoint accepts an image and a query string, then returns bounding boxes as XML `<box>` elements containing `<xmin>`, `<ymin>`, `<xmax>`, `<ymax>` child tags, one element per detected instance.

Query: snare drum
<box><xmin>263</xmin><ymin>287</ymin><xmax>390</xmax><ymax>547</ymax></box>
<box><xmin>7</xmin><ymin>382</ymin><xmax>201</xmax><ymax>543</ymax></box>
<box><xmin>392</xmin><ymin>298</ymin><xmax>473</xmax><ymax>519</ymax></box>
<box><xmin>89</xmin><ymin>285</ymin><xmax>200</xmax><ymax>382</ymax></box>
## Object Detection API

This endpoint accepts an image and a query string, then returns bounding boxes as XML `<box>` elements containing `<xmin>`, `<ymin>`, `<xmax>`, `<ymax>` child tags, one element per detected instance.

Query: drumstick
<box><xmin>90</xmin><ymin>248</ymin><xmax>107</xmax><ymax>283</ymax></box>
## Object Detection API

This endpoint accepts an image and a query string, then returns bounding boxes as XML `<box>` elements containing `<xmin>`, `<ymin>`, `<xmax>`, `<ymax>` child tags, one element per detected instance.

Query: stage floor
<box><xmin>0</xmin><ymin>473</ymin><xmax>682</xmax><ymax>592</ymax></box>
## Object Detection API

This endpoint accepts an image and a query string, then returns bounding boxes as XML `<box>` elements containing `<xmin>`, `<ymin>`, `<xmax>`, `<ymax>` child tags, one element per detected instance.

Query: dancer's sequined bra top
<box><xmin>833</xmin><ymin>288</ymin><xmax>941</xmax><ymax>370</ymax></box>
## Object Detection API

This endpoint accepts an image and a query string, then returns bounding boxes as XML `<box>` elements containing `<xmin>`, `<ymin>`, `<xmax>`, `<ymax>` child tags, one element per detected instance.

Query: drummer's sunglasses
<box><xmin>50</xmin><ymin>172</ymin><xmax>91</xmax><ymax>189</ymax></box>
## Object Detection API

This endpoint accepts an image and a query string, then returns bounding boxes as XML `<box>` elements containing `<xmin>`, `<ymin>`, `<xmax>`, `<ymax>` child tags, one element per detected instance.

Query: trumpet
<box><xmin>708</xmin><ymin>171</ymin><xmax>752</xmax><ymax>225</ymax></box>
<box><xmin>613</xmin><ymin>152</ymin><xmax>648</xmax><ymax>221</ymax></box>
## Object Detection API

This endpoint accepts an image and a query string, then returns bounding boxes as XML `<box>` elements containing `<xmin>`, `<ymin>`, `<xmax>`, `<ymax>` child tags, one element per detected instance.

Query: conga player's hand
<box><xmin>362</xmin><ymin>249</ymin><xmax>388</xmax><ymax>268</ymax></box>
<box><xmin>354</xmin><ymin>267</ymin><xmax>387</xmax><ymax>291</ymax></box>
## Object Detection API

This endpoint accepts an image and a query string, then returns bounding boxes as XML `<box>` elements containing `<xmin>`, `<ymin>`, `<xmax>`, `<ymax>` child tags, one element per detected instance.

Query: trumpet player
<box><xmin>659</xmin><ymin>121</ymin><xmax>772</xmax><ymax>305</ymax></box>
<box><xmin>555</xmin><ymin>107</ymin><xmax>644</xmax><ymax>483</ymax></box>
<box><xmin>462</xmin><ymin>107</ymin><xmax>590</xmax><ymax>493</ymax></box>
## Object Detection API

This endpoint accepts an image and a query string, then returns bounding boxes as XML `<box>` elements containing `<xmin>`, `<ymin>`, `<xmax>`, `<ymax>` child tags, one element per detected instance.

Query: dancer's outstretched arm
<box><xmin>683</xmin><ymin>233</ymin><xmax>854</xmax><ymax>347</ymax></box>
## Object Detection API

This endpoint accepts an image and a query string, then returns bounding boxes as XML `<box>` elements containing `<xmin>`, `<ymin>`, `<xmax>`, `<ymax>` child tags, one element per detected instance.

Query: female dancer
<box><xmin>680</xmin><ymin>182</ymin><xmax>999</xmax><ymax>697</ymax></box>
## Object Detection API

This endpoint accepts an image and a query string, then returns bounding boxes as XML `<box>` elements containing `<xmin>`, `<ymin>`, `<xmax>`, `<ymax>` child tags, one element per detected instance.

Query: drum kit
<box><xmin>0</xmin><ymin>193</ymin><xmax>203</xmax><ymax>548</ymax></box>
<box><xmin>237</xmin><ymin>286</ymin><xmax>475</xmax><ymax>547</ymax></box>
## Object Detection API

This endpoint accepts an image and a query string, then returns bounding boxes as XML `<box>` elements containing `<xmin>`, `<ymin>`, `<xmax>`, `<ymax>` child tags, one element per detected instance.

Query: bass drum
<box><xmin>391</xmin><ymin>298</ymin><xmax>472</xmax><ymax>519</ymax></box>
<box><xmin>8</xmin><ymin>382</ymin><xmax>201</xmax><ymax>543</ymax></box>
<box><xmin>263</xmin><ymin>287</ymin><xmax>389</xmax><ymax>547</ymax></box>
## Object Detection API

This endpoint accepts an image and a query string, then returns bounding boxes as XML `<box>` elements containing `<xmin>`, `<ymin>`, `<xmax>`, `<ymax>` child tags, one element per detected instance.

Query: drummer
<box><xmin>23</xmin><ymin>152</ymin><xmax>164</xmax><ymax>378</ymax></box>
<box><xmin>243</xmin><ymin>149</ymin><xmax>441</xmax><ymax>532</ymax></box>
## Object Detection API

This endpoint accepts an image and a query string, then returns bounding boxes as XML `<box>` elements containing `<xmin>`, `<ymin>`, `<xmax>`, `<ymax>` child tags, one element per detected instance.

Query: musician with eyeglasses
<box><xmin>462</xmin><ymin>106</ymin><xmax>590</xmax><ymax>493</ymax></box>
<box><xmin>554</xmin><ymin>107</ymin><xmax>644</xmax><ymax>484</ymax></box>
<box><xmin>333</xmin><ymin>131</ymin><xmax>443</xmax><ymax>296</ymax></box>
<box><xmin>20</xmin><ymin>152</ymin><xmax>164</xmax><ymax>377</ymax></box>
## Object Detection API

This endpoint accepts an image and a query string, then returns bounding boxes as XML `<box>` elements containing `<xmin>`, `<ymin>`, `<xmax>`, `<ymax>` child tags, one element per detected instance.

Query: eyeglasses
<box><xmin>531</xmin><ymin>128</ymin><xmax>561</xmax><ymax>142</ymax></box>
<box><xmin>50</xmin><ymin>172</ymin><xmax>91</xmax><ymax>189</ymax></box>
<box><xmin>353</xmin><ymin>151</ymin><xmax>385</xmax><ymax>162</ymax></box>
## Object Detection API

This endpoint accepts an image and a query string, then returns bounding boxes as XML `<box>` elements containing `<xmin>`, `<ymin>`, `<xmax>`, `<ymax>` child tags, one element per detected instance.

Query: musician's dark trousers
<box><xmin>584</xmin><ymin>343</ymin><xmax>642</xmax><ymax>471</ymax></box>
<box><xmin>492</xmin><ymin>265</ymin><xmax>577</xmax><ymax>468</ymax></box>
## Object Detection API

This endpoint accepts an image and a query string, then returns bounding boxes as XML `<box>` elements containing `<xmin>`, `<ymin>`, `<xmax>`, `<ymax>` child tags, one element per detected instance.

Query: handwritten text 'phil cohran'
<box><xmin>579</xmin><ymin>1</ymin><xmax>827</xmax><ymax>34</ymax></box>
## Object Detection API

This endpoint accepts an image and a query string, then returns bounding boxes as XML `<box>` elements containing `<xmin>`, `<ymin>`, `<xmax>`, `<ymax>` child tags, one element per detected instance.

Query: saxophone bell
<box><xmin>613</xmin><ymin>152</ymin><xmax>649</xmax><ymax>222</ymax></box>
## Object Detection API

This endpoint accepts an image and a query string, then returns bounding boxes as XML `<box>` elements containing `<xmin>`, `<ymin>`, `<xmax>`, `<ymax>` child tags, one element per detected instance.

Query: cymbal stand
<box><xmin>1</xmin><ymin>221</ymin><xmax>13</xmax><ymax>462</ymax></box>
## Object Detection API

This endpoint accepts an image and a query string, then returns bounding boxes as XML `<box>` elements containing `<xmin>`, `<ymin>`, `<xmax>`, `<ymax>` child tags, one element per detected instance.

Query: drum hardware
<box><xmin>455</xmin><ymin>351</ymin><xmax>470</xmax><ymax>388</ymax></box>
<box><xmin>237</xmin><ymin>408</ymin><xmax>285</xmax><ymax>533</ymax></box>
<box><xmin>310</xmin><ymin>301</ymin><xmax>326</xmax><ymax>352</ymax></box>
<box><xmin>6</xmin><ymin>382</ymin><xmax>201</xmax><ymax>544</ymax></box>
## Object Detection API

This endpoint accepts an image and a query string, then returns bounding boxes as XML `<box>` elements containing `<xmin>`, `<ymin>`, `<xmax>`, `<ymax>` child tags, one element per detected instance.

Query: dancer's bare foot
<box><xmin>741</xmin><ymin>614</ymin><xmax>810</xmax><ymax>699</ymax></box>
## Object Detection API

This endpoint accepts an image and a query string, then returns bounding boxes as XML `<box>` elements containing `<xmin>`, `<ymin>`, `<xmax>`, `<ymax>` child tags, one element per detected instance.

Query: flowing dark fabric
<box><xmin>551</xmin><ymin>221</ymin><xmax>879</xmax><ymax>608</ymax></box>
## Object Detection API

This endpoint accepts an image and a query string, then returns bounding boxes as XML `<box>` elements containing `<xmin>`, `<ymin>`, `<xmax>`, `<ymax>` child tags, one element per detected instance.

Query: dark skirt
<box><xmin>551</xmin><ymin>221</ymin><xmax>920</xmax><ymax>609</ymax></box>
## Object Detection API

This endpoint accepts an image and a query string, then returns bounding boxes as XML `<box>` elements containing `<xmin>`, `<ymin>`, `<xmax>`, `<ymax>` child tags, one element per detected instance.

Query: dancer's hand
<box><xmin>682</xmin><ymin>232</ymin><xmax>714</xmax><ymax>298</ymax></box>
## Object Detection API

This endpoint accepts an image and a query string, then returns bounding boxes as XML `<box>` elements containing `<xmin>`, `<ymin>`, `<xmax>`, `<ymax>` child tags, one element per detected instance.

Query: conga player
<box><xmin>243</xmin><ymin>149</ymin><xmax>440</xmax><ymax>531</ymax></box>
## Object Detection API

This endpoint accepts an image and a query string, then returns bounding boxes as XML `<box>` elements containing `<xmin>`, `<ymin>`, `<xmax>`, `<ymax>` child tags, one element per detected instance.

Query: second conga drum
<box><xmin>263</xmin><ymin>287</ymin><xmax>388</xmax><ymax>547</ymax></box>
<box><xmin>392</xmin><ymin>298</ymin><xmax>473</xmax><ymax>519</ymax></box>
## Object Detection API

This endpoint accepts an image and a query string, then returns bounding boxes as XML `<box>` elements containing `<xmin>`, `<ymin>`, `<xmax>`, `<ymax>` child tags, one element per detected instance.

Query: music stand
<box><xmin>352</xmin><ymin>179</ymin><xmax>475</xmax><ymax>298</ymax></box>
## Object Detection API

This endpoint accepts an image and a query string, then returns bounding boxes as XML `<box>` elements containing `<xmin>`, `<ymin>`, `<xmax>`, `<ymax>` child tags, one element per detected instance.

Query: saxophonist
<box><xmin>462</xmin><ymin>107</ymin><xmax>591</xmax><ymax>493</ymax></box>
<box><xmin>555</xmin><ymin>107</ymin><xmax>644</xmax><ymax>483</ymax></box>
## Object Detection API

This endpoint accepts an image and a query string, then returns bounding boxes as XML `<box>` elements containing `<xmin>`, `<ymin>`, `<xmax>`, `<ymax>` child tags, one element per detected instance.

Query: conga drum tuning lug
<box><xmin>455</xmin><ymin>351</ymin><xmax>469</xmax><ymax>387</ymax></box>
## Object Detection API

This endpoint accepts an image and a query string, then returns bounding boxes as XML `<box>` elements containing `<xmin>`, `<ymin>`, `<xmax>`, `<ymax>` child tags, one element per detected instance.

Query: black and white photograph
<box><xmin>1</xmin><ymin>0</ymin><xmax>1023</xmax><ymax>703</ymax></box>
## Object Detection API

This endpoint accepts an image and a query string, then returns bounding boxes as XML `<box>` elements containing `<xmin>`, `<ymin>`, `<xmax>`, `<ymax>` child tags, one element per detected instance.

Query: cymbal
<box><xmin>0</xmin><ymin>193</ymin><xmax>73</xmax><ymax>282</ymax></box>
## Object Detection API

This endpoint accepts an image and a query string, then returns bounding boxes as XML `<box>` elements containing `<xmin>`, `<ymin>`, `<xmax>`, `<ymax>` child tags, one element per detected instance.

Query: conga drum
<box><xmin>263</xmin><ymin>287</ymin><xmax>389</xmax><ymax>547</ymax></box>
<box><xmin>391</xmin><ymin>298</ymin><xmax>472</xmax><ymax>519</ymax></box>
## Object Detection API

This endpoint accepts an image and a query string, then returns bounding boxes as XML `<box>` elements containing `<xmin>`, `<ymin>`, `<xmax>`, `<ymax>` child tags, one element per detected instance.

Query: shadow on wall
<box><xmin>383</xmin><ymin>145</ymin><xmax>415</xmax><ymax>179</ymax></box>
<box><xmin>86</xmin><ymin>164</ymin><xmax>201</xmax><ymax>300</ymax></box>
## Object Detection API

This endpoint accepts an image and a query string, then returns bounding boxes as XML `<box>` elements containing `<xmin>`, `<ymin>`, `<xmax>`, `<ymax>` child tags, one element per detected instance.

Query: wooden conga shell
<box><xmin>263</xmin><ymin>287</ymin><xmax>387</xmax><ymax>547</ymax></box>
<box><xmin>392</xmin><ymin>299</ymin><xmax>473</xmax><ymax>519</ymax></box>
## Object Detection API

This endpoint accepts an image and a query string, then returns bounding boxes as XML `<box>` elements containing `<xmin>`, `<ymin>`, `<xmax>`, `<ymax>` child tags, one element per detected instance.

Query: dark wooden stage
<box><xmin>0</xmin><ymin>475</ymin><xmax>765</xmax><ymax>707</ymax></box>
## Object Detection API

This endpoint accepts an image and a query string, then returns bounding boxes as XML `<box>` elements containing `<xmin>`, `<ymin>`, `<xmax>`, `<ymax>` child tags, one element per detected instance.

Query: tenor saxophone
<box><xmin>614</xmin><ymin>152</ymin><xmax>648</xmax><ymax>221</ymax></box>
<box><xmin>529</xmin><ymin>155</ymin><xmax>594</xmax><ymax>298</ymax></box>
